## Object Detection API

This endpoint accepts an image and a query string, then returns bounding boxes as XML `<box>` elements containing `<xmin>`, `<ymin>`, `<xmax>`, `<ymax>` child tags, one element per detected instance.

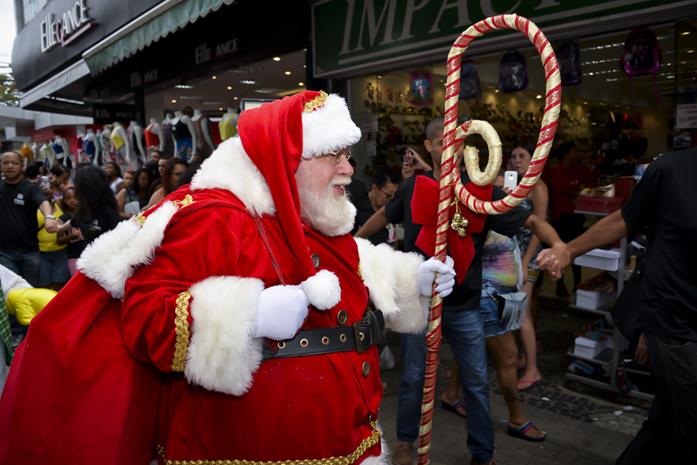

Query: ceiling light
<box><xmin>175</xmin><ymin>84</ymin><xmax>193</xmax><ymax>89</ymax></box>
<box><xmin>376</xmin><ymin>74</ymin><xmax>383</xmax><ymax>79</ymax></box>
<box><xmin>171</xmin><ymin>99</ymin><xmax>177</xmax><ymax>103</ymax></box>
<box><xmin>284</xmin><ymin>70</ymin><xmax>292</xmax><ymax>75</ymax></box>
<box><xmin>298</xmin><ymin>82</ymin><xmax>305</xmax><ymax>86</ymax></box>
<box><xmin>218</xmin><ymin>107</ymin><xmax>223</xmax><ymax>111</ymax></box>
<box><xmin>588</xmin><ymin>72</ymin><xmax>594</xmax><ymax>76</ymax></box>
<box><xmin>535</xmin><ymin>94</ymin><xmax>542</xmax><ymax>99</ymax></box>
<box><xmin>233</xmin><ymin>96</ymin><xmax>239</xmax><ymax>100</ymax></box>
<box><xmin>303</xmin><ymin>64</ymin><xmax>306</xmax><ymax>68</ymax></box>
<box><xmin>212</xmin><ymin>75</ymin><xmax>217</xmax><ymax>80</ymax></box>
<box><xmin>494</xmin><ymin>89</ymin><xmax>499</xmax><ymax>93</ymax></box>
<box><xmin>227</xmin><ymin>85</ymin><xmax>232</xmax><ymax>90</ymax></box>
<box><xmin>273</xmin><ymin>56</ymin><xmax>281</xmax><ymax>61</ymax></box>
<box><xmin>241</xmin><ymin>80</ymin><xmax>256</xmax><ymax>85</ymax></box>
<box><xmin>686</xmin><ymin>49</ymin><xmax>695</xmax><ymax>54</ymax></box>
<box><xmin>681</xmin><ymin>31</ymin><xmax>691</xmax><ymax>36</ymax></box>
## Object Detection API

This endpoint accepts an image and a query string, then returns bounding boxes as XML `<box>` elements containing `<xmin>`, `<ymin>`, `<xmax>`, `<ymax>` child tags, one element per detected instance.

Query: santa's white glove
<box><xmin>416</xmin><ymin>256</ymin><xmax>456</xmax><ymax>298</ymax></box>
<box><xmin>254</xmin><ymin>285</ymin><xmax>309</xmax><ymax>340</ymax></box>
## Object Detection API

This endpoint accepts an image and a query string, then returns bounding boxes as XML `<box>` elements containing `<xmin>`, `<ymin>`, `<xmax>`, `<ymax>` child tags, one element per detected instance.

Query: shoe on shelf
<box><xmin>392</xmin><ymin>441</ymin><xmax>413</xmax><ymax>465</ymax></box>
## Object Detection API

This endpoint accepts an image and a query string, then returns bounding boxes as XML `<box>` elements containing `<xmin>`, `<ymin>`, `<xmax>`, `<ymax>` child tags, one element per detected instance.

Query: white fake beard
<box><xmin>297</xmin><ymin>175</ymin><xmax>356</xmax><ymax>237</ymax></box>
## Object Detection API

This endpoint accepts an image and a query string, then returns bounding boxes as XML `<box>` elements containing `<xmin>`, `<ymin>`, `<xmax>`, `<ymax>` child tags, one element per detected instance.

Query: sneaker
<box><xmin>391</xmin><ymin>441</ymin><xmax>413</xmax><ymax>465</ymax></box>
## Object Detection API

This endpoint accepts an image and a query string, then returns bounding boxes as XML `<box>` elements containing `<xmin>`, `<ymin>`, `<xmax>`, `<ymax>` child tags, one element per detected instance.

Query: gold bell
<box><xmin>450</xmin><ymin>201</ymin><xmax>469</xmax><ymax>237</ymax></box>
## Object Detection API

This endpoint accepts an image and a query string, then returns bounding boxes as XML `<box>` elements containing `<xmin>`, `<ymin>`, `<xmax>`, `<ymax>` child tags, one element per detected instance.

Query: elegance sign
<box><xmin>40</xmin><ymin>0</ymin><xmax>93</xmax><ymax>53</ymax></box>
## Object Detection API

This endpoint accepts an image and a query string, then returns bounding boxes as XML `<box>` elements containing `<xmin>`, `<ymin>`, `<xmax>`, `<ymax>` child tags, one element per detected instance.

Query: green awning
<box><xmin>83</xmin><ymin>0</ymin><xmax>234</xmax><ymax>75</ymax></box>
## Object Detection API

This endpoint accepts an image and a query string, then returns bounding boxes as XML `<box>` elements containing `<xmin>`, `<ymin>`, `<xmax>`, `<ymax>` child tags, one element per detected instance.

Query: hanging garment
<box><xmin>144</xmin><ymin>128</ymin><xmax>160</xmax><ymax>149</ymax></box>
<box><xmin>161</xmin><ymin>123</ymin><xmax>175</xmax><ymax>158</ymax></box>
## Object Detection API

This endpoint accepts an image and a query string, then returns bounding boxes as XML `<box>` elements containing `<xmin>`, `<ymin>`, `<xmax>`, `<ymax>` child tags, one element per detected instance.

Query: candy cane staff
<box><xmin>412</xmin><ymin>14</ymin><xmax>564</xmax><ymax>465</ymax></box>
<box><xmin>0</xmin><ymin>91</ymin><xmax>457</xmax><ymax>465</ymax></box>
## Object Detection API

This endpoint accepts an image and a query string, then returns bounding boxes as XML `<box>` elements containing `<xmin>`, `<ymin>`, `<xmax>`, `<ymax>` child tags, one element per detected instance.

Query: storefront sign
<box><xmin>194</xmin><ymin>38</ymin><xmax>239</xmax><ymax>65</ymax></box>
<box><xmin>12</xmin><ymin>0</ymin><xmax>161</xmax><ymax>90</ymax></box>
<box><xmin>676</xmin><ymin>104</ymin><xmax>697</xmax><ymax>129</ymax></box>
<box><xmin>312</xmin><ymin>0</ymin><xmax>683</xmax><ymax>77</ymax></box>
<box><xmin>40</xmin><ymin>0</ymin><xmax>93</xmax><ymax>53</ymax></box>
<box><xmin>93</xmin><ymin>103</ymin><xmax>140</xmax><ymax>125</ymax></box>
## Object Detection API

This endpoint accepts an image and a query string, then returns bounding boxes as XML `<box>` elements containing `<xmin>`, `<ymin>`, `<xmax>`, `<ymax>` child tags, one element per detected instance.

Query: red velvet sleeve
<box><xmin>121</xmin><ymin>207</ymin><xmax>247</xmax><ymax>372</ymax></box>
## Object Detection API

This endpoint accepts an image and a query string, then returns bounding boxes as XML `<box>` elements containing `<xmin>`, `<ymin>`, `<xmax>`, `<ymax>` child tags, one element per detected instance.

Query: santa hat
<box><xmin>237</xmin><ymin>90</ymin><xmax>361</xmax><ymax>286</ymax></box>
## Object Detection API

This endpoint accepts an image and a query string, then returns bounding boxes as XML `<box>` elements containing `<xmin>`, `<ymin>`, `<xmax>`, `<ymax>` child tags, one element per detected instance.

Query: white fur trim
<box><xmin>77</xmin><ymin>201</ymin><xmax>178</xmax><ymax>299</ymax></box>
<box><xmin>191</xmin><ymin>137</ymin><xmax>275</xmax><ymax>215</ymax></box>
<box><xmin>186</xmin><ymin>276</ymin><xmax>265</xmax><ymax>396</ymax></box>
<box><xmin>302</xmin><ymin>94</ymin><xmax>361</xmax><ymax>158</ymax></box>
<box><xmin>355</xmin><ymin>238</ymin><xmax>428</xmax><ymax>334</ymax></box>
<box><xmin>300</xmin><ymin>269</ymin><xmax>341</xmax><ymax>310</ymax></box>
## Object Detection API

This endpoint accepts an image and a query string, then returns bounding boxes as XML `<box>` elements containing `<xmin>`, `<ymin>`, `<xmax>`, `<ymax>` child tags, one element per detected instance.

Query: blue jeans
<box><xmin>396</xmin><ymin>309</ymin><xmax>494</xmax><ymax>463</ymax></box>
<box><xmin>0</xmin><ymin>250</ymin><xmax>40</xmax><ymax>287</ymax></box>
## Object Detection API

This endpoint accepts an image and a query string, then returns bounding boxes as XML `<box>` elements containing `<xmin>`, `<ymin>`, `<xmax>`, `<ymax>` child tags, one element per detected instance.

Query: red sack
<box><xmin>0</xmin><ymin>273</ymin><xmax>161</xmax><ymax>465</ymax></box>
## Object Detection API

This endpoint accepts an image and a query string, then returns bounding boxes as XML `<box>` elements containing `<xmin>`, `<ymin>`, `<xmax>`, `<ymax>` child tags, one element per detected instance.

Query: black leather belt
<box><xmin>262</xmin><ymin>310</ymin><xmax>385</xmax><ymax>360</ymax></box>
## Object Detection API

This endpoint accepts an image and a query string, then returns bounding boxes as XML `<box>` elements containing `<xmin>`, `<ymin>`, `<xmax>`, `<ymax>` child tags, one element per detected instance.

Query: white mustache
<box><xmin>332</xmin><ymin>176</ymin><xmax>352</xmax><ymax>186</ymax></box>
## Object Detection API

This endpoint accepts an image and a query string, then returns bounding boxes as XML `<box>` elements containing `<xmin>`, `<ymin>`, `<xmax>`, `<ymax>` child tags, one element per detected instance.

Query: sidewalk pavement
<box><xmin>378</xmin><ymin>367</ymin><xmax>637</xmax><ymax>465</ymax></box>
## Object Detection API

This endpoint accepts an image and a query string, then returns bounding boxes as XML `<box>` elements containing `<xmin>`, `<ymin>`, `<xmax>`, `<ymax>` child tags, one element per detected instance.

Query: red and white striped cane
<box><xmin>417</xmin><ymin>14</ymin><xmax>561</xmax><ymax>465</ymax></box>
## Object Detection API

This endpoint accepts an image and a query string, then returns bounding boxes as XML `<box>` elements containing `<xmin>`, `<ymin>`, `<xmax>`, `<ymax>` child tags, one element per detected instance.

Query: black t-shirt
<box><xmin>385</xmin><ymin>172</ymin><xmax>531</xmax><ymax>311</ymax></box>
<box><xmin>621</xmin><ymin>148</ymin><xmax>697</xmax><ymax>342</ymax></box>
<box><xmin>0</xmin><ymin>178</ymin><xmax>47</xmax><ymax>252</ymax></box>
<box><xmin>349</xmin><ymin>179</ymin><xmax>389</xmax><ymax>245</ymax></box>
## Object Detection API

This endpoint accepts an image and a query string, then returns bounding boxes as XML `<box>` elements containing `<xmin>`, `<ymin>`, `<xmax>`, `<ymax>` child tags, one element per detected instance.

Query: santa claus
<box><xmin>0</xmin><ymin>90</ymin><xmax>455</xmax><ymax>465</ymax></box>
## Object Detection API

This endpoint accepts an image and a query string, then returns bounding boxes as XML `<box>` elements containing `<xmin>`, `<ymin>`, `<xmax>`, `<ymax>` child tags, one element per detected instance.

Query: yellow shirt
<box><xmin>111</xmin><ymin>129</ymin><xmax>125</xmax><ymax>150</ymax></box>
<box><xmin>37</xmin><ymin>203</ymin><xmax>65</xmax><ymax>252</ymax></box>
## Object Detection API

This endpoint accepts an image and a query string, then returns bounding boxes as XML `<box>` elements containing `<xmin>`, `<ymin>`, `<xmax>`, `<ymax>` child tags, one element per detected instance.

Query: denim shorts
<box><xmin>38</xmin><ymin>249</ymin><xmax>70</xmax><ymax>287</ymax></box>
<box><xmin>479</xmin><ymin>284</ymin><xmax>517</xmax><ymax>338</ymax></box>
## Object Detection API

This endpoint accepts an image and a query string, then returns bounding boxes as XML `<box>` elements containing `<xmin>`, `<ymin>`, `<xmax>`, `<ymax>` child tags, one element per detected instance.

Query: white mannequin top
<box><xmin>100</xmin><ymin>125</ymin><xmax>113</xmax><ymax>159</ymax></box>
<box><xmin>145</xmin><ymin>118</ymin><xmax>163</xmax><ymax>151</ymax></box>
<box><xmin>192</xmin><ymin>109</ymin><xmax>215</xmax><ymax>155</ymax></box>
<box><xmin>53</xmin><ymin>136</ymin><xmax>69</xmax><ymax>166</ymax></box>
<box><xmin>111</xmin><ymin>122</ymin><xmax>131</xmax><ymax>163</ymax></box>
<box><xmin>129</xmin><ymin>120</ymin><xmax>146</xmax><ymax>163</ymax></box>
<box><xmin>171</xmin><ymin>111</ymin><xmax>197</xmax><ymax>159</ymax></box>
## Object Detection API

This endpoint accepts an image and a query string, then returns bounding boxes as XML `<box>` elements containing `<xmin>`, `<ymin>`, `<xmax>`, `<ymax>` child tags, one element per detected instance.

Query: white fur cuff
<box><xmin>186</xmin><ymin>276</ymin><xmax>265</xmax><ymax>395</ymax></box>
<box><xmin>300</xmin><ymin>269</ymin><xmax>341</xmax><ymax>310</ymax></box>
<box><xmin>355</xmin><ymin>238</ymin><xmax>428</xmax><ymax>334</ymax></box>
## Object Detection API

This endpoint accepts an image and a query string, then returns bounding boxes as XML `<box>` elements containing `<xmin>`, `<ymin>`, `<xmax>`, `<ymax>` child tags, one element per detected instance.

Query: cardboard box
<box><xmin>574</xmin><ymin>248</ymin><xmax>621</xmax><ymax>271</ymax></box>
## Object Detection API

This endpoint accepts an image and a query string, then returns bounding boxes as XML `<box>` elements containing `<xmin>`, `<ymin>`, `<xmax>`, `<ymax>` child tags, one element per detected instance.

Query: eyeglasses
<box><xmin>322</xmin><ymin>149</ymin><xmax>352</xmax><ymax>165</ymax></box>
<box><xmin>379</xmin><ymin>187</ymin><xmax>396</xmax><ymax>199</ymax></box>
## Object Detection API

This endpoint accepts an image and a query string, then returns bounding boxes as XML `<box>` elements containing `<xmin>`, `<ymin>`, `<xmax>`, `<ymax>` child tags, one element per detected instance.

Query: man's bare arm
<box><xmin>355</xmin><ymin>206</ymin><xmax>388</xmax><ymax>238</ymax></box>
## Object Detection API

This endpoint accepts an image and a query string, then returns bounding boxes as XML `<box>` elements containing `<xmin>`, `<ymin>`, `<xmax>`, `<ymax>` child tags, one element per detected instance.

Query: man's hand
<box><xmin>254</xmin><ymin>285</ymin><xmax>309</xmax><ymax>340</ymax></box>
<box><xmin>536</xmin><ymin>242</ymin><xmax>571</xmax><ymax>280</ymax></box>
<box><xmin>634</xmin><ymin>333</ymin><xmax>650</xmax><ymax>368</ymax></box>
<box><xmin>417</xmin><ymin>256</ymin><xmax>456</xmax><ymax>298</ymax></box>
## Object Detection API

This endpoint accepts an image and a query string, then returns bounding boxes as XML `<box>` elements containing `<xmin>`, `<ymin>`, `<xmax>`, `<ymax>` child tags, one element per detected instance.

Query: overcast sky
<box><xmin>0</xmin><ymin>0</ymin><xmax>17</xmax><ymax>73</ymax></box>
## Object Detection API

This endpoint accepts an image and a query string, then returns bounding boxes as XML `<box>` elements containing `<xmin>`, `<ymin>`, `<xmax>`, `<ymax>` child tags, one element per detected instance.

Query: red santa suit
<box><xmin>0</xmin><ymin>91</ymin><xmax>430</xmax><ymax>465</ymax></box>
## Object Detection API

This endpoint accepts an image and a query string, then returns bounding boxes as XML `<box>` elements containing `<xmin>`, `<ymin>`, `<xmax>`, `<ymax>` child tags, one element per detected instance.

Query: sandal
<box><xmin>516</xmin><ymin>378</ymin><xmax>542</xmax><ymax>392</ymax></box>
<box><xmin>507</xmin><ymin>420</ymin><xmax>547</xmax><ymax>442</ymax></box>
<box><xmin>440</xmin><ymin>397</ymin><xmax>467</xmax><ymax>418</ymax></box>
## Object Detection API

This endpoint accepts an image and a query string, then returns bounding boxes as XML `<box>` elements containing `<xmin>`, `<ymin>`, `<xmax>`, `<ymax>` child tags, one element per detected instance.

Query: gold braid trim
<box><xmin>158</xmin><ymin>422</ymin><xmax>381</xmax><ymax>465</ymax></box>
<box><xmin>171</xmin><ymin>291</ymin><xmax>192</xmax><ymax>372</ymax></box>
<box><xmin>303</xmin><ymin>91</ymin><xmax>328</xmax><ymax>113</ymax></box>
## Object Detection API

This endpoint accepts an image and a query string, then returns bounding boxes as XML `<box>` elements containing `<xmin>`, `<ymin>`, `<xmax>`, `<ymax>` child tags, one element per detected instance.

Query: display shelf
<box><xmin>566</xmin><ymin>351</ymin><xmax>612</xmax><ymax>366</ymax></box>
<box><xmin>622</xmin><ymin>366</ymin><xmax>651</xmax><ymax>376</ymax></box>
<box><xmin>566</xmin><ymin>373</ymin><xmax>614</xmax><ymax>391</ymax></box>
<box><xmin>568</xmin><ymin>302</ymin><xmax>614</xmax><ymax>320</ymax></box>
<box><xmin>568</xmin><ymin>209</ymin><xmax>632</xmax><ymax>397</ymax></box>
<box><xmin>627</xmin><ymin>389</ymin><xmax>654</xmax><ymax>401</ymax></box>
